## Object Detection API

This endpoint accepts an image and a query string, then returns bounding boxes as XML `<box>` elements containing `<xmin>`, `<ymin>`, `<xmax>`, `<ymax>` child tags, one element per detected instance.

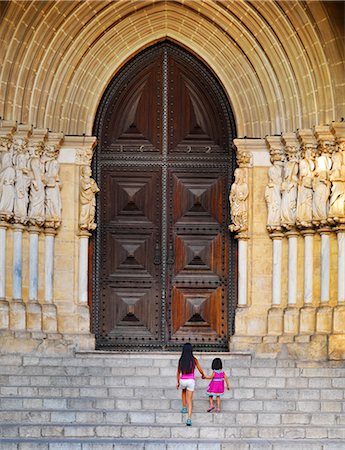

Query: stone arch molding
<box><xmin>0</xmin><ymin>1</ymin><xmax>343</xmax><ymax>138</ymax></box>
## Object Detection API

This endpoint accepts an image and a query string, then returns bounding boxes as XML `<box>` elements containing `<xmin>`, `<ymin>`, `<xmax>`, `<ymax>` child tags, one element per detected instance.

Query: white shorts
<box><xmin>180</xmin><ymin>379</ymin><xmax>195</xmax><ymax>392</ymax></box>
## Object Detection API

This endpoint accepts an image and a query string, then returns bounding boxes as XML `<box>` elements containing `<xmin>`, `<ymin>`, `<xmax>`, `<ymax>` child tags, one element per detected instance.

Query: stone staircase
<box><xmin>0</xmin><ymin>351</ymin><xmax>344</xmax><ymax>450</ymax></box>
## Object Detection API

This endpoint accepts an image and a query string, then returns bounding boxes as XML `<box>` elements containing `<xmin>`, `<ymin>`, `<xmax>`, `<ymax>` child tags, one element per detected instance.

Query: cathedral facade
<box><xmin>0</xmin><ymin>0</ymin><xmax>344</xmax><ymax>360</ymax></box>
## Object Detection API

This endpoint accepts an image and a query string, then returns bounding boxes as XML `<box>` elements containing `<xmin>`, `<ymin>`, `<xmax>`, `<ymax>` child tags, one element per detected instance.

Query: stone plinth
<box><xmin>0</xmin><ymin>299</ymin><xmax>9</xmax><ymax>329</ymax></box>
<box><xmin>299</xmin><ymin>306</ymin><xmax>316</xmax><ymax>334</ymax></box>
<box><xmin>9</xmin><ymin>300</ymin><xmax>26</xmax><ymax>331</ymax></box>
<box><xmin>42</xmin><ymin>303</ymin><xmax>58</xmax><ymax>333</ymax></box>
<box><xmin>316</xmin><ymin>305</ymin><xmax>333</xmax><ymax>334</ymax></box>
<box><xmin>329</xmin><ymin>334</ymin><xmax>345</xmax><ymax>360</ymax></box>
<box><xmin>26</xmin><ymin>302</ymin><xmax>42</xmax><ymax>332</ymax></box>
<box><xmin>283</xmin><ymin>306</ymin><xmax>299</xmax><ymax>334</ymax></box>
<box><xmin>267</xmin><ymin>307</ymin><xmax>283</xmax><ymax>335</ymax></box>
<box><xmin>333</xmin><ymin>305</ymin><xmax>345</xmax><ymax>333</ymax></box>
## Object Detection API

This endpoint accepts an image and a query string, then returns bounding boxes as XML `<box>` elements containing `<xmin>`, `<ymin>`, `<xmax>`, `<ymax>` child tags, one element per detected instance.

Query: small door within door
<box><xmin>93</xmin><ymin>42</ymin><xmax>236</xmax><ymax>350</ymax></box>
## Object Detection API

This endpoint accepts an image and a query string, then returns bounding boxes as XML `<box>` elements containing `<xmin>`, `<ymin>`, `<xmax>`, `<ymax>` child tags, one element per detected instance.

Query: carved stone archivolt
<box><xmin>265</xmin><ymin>123</ymin><xmax>345</xmax><ymax>235</ymax></box>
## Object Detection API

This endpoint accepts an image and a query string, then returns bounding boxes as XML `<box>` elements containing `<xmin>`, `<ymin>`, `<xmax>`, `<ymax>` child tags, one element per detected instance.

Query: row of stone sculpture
<box><xmin>265</xmin><ymin>138</ymin><xmax>345</xmax><ymax>232</ymax></box>
<box><xmin>0</xmin><ymin>135</ymin><xmax>61</xmax><ymax>228</ymax></box>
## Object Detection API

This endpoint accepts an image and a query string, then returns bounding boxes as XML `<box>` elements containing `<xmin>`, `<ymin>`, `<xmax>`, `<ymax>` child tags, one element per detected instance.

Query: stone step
<box><xmin>0</xmin><ymin>422</ymin><xmax>344</xmax><ymax>440</ymax></box>
<box><xmin>0</xmin><ymin>438</ymin><xmax>344</xmax><ymax>450</ymax></box>
<box><xmin>0</xmin><ymin>409</ymin><xmax>343</xmax><ymax>427</ymax></box>
<box><xmin>0</xmin><ymin>397</ymin><xmax>343</xmax><ymax>414</ymax></box>
<box><xmin>0</xmin><ymin>396</ymin><xmax>345</xmax><ymax>413</ymax></box>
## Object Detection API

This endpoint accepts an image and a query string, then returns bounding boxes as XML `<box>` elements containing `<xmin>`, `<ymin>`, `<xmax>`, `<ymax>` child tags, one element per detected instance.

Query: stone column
<box><xmin>41</xmin><ymin>227</ymin><xmax>57</xmax><ymax>333</ymax></box>
<box><xmin>333</xmin><ymin>227</ymin><xmax>345</xmax><ymax>333</ymax></box>
<box><xmin>237</xmin><ymin>236</ymin><xmax>248</xmax><ymax>307</ymax></box>
<box><xmin>316</xmin><ymin>227</ymin><xmax>333</xmax><ymax>333</ymax></box>
<box><xmin>267</xmin><ymin>232</ymin><xmax>284</xmax><ymax>335</ymax></box>
<box><xmin>78</xmin><ymin>231</ymin><xmax>91</xmax><ymax>332</ymax></box>
<box><xmin>26</xmin><ymin>226</ymin><xmax>42</xmax><ymax>331</ymax></box>
<box><xmin>300</xmin><ymin>230</ymin><xmax>316</xmax><ymax>334</ymax></box>
<box><xmin>284</xmin><ymin>230</ymin><xmax>299</xmax><ymax>334</ymax></box>
<box><xmin>0</xmin><ymin>222</ymin><xmax>9</xmax><ymax>329</ymax></box>
<box><xmin>10</xmin><ymin>224</ymin><xmax>26</xmax><ymax>330</ymax></box>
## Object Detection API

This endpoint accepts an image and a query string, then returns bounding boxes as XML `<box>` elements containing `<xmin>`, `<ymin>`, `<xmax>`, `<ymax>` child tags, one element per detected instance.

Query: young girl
<box><xmin>176</xmin><ymin>343</ymin><xmax>205</xmax><ymax>426</ymax></box>
<box><xmin>205</xmin><ymin>357</ymin><xmax>230</xmax><ymax>413</ymax></box>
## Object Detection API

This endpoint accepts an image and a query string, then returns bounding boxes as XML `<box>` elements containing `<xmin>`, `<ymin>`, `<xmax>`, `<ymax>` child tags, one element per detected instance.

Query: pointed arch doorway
<box><xmin>92</xmin><ymin>41</ymin><xmax>237</xmax><ymax>351</ymax></box>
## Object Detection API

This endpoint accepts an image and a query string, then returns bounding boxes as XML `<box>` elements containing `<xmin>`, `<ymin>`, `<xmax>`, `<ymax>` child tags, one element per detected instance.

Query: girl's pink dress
<box><xmin>207</xmin><ymin>370</ymin><xmax>225</xmax><ymax>396</ymax></box>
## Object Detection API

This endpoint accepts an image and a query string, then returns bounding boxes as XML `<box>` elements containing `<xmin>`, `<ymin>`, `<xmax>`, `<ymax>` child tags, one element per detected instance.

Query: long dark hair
<box><xmin>179</xmin><ymin>343</ymin><xmax>196</xmax><ymax>374</ymax></box>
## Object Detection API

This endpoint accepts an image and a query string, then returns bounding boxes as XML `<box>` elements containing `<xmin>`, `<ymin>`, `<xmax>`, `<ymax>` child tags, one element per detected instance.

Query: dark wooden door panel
<box><xmin>99</xmin><ymin>168</ymin><xmax>162</xmax><ymax>347</ymax></box>
<box><xmin>167</xmin><ymin>169</ymin><xmax>229</xmax><ymax>348</ymax></box>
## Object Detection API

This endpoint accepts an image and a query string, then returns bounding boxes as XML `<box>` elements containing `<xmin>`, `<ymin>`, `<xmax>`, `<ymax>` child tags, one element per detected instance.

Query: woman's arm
<box><xmin>176</xmin><ymin>364</ymin><xmax>180</xmax><ymax>389</ymax></box>
<box><xmin>194</xmin><ymin>358</ymin><xmax>205</xmax><ymax>378</ymax></box>
<box><xmin>224</xmin><ymin>372</ymin><xmax>230</xmax><ymax>390</ymax></box>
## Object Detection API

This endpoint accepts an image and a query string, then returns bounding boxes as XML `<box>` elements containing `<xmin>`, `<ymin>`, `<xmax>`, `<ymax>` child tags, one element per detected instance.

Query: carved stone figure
<box><xmin>281</xmin><ymin>146</ymin><xmax>299</xmax><ymax>229</ymax></box>
<box><xmin>0</xmin><ymin>138</ymin><xmax>15</xmax><ymax>221</ymax></box>
<box><xmin>265</xmin><ymin>148</ymin><xmax>283</xmax><ymax>232</ymax></box>
<box><xmin>43</xmin><ymin>144</ymin><xmax>62</xmax><ymax>229</ymax></box>
<box><xmin>13</xmin><ymin>138</ymin><xmax>30</xmax><ymax>224</ymax></box>
<box><xmin>328</xmin><ymin>142</ymin><xmax>345</xmax><ymax>224</ymax></box>
<box><xmin>229</xmin><ymin>168</ymin><xmax>248</xmax><ymax>233</ymax></box>
<box><xmin>28</xmin><ymin>141</ymin><xmax>45</xmax><ymax>226</ymax></box>
<box><xmin>79</xmin><ymin>165</ymin><xmax>99</xmax><ymax>231</ymax></box>
<box><xmin>312</xmin><ymin>142</ymin><xmax>333</xmax><ymax>226</ymax></box>
<box><xmin>296</xmin><ymin>145</ymin><xmax>315</xmax><ymax>228</ymax></box>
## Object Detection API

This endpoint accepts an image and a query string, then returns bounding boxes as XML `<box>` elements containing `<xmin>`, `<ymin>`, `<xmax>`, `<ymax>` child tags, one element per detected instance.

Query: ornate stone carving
<box><xmin>76</xmin><ymin>147</ymin><xmax>93</xmax><ymax>166</ymax></box>
<box><xmin>0</xmin><ymin>136</ymin><xmax>15</xmax><ymax>221</ymax></box>
<box><xmin>13</xmin><ymin>137</ymin><xmax>30</xmax><ymax>224</ymax></box>
<box><xmin>312</xmin><ymin>141</ymin><xmax>333</xmax><ymax>227</ymax></box>
<box><xmin>42</xmin><ymin>144</ymin><xmax>62</xmax><ymax>229</ymax></box>
<box><xmin>281</xmin><ymin>145</ymin><xmax>299</xmax><ymax>230</ymax></box>
<box><xmin>296</xmin><ymin>144</ymin><xmax>316</xmax><ymax>228</ymax></box>
<box><xmin>28</xmin><ymin>141</ymin><xmax>46</xmax><ymax>227</ymax></box>
<box><xmin>79</xmin><ymin>165</ymin><xmax>99</xmax><ymax>231</ymax></box>
<box><xmin>328</xmin><ymin>140</ymin><xmax>345</xmax><ymax>225</ymax></box>
<box><xmin>229</xmin><ymin>167</ymin><xmax>249</xmax><ymax>233</ymax></box>
<box><xmin>265</xmin><ymin>146</ymin><xmax>284</xmax><ymax>232</ymax></box>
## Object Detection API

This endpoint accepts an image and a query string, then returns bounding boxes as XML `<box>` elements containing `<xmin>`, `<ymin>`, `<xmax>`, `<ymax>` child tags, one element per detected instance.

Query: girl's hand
<box><xmin>227</xmin><ymin>385</ymin><xmax>230</xmax><ymax>390</ymax></box>
<box><xmin>176</xmin><ymin>382</ymin><xmax>180</xmax><ymax>389</ymax></box>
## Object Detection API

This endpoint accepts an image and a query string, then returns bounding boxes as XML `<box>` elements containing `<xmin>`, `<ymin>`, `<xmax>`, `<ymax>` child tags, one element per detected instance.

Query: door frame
<box><xmin>92</xmin><ymin>40</ymin><xmax>237</xmax><ymax>351</ymax></box>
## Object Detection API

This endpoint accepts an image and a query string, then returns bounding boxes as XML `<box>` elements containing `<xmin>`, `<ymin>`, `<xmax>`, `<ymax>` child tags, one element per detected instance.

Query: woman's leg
<box><xmin>186</xmin><ymin>390</ymin><xmax>193</xmax><ymax>418</ymax></box>
<box><xmin>181</xmin><ymin>388</ymin><xmax>187</xmax><ymax>408</ymax></box>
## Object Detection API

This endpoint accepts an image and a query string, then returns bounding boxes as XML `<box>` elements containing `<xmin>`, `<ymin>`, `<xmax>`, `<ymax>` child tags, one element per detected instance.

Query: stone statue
<box><xmin>281</xmin><ymin>146</ymin><xmax>299</xmax><ymax>229</ymax></box>
<box><xmin>0</xmin><ymin>137</ymin><xmax>15</xmax><ymax>221</ymax></box>
<box><xmin>229</xmin><ymin>168</ymin><xmax>248</xmax><ymax>233</ymax></box>
<box><xmin>79</xmin><ymin>165</ymin><xmax>99</xmax><ymax>231</ymax></box>
<box><xmin>265</xmin><ymin>148</ymin><xmax>283</xmax><ymax>232</ymax></box>
<box><xmin>28</xmin><ymin>141</ymin><xmax>46</xmax><ymax>226</ymax></box>
<box><xmin>296</xmin><ymin>145</ymin><xmax>315</xmax><ymax>228</ymax></box>
<box><xmin>328</xmin><ymin>142</ymin><xmax>345</xmax><ymax>224</ymax></box>
<box><xmin>312</xmin><ymin>142</ymin><xmax>333</xmax><ymax>226</ymax></box>
<box><xmin>13</xmin><ymin>138</ymin><xmax>30</xmax><ymax>224</ymax></box>
<box><xmin>43</xmin><ymin>144</ymin><xmax>62</xmax><ymax>229</ymax></box>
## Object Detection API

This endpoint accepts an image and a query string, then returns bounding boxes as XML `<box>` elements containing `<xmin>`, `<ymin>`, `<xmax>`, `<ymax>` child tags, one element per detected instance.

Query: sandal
<box><xmin>180</xmin><ymin>407</ymin><xmax>187</xmax><ymax>413</ymax></box>
<box><xmin>216</xmin><ymin>409</ymin><xmax>221</xmax><ymax>413</ymax></box>
<box><xmin>207</xmin><ymin>406</ymin><xmax>215</xmax><ymax>412</ymax></box>
<box><xmin>186</xmin><ymin>417</ymin><xmax>192</xmax><ymax>426</ymax></box>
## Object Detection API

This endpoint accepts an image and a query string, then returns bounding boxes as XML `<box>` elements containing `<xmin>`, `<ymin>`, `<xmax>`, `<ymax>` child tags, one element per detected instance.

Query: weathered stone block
<box><xmin>299</xmin><ymin>306</ymin><xmax>316</xmax><ymax>334</ymax></box>
<box><xmin>316</xmin><ymin>305</ymin><xmax>333</xmax><ymax>333</ymax></box>
<box><xmin>283</xmin><ymin>306</ymin><xmax>299</xmax><ymax>334</ymax></box>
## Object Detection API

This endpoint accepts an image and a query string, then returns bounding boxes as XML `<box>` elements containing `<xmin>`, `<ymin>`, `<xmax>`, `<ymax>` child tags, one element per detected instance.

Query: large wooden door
<box><xmin>93</xmin><ymin>42</ymin><xmax>236</xmax><ymax>350</ymax></box>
